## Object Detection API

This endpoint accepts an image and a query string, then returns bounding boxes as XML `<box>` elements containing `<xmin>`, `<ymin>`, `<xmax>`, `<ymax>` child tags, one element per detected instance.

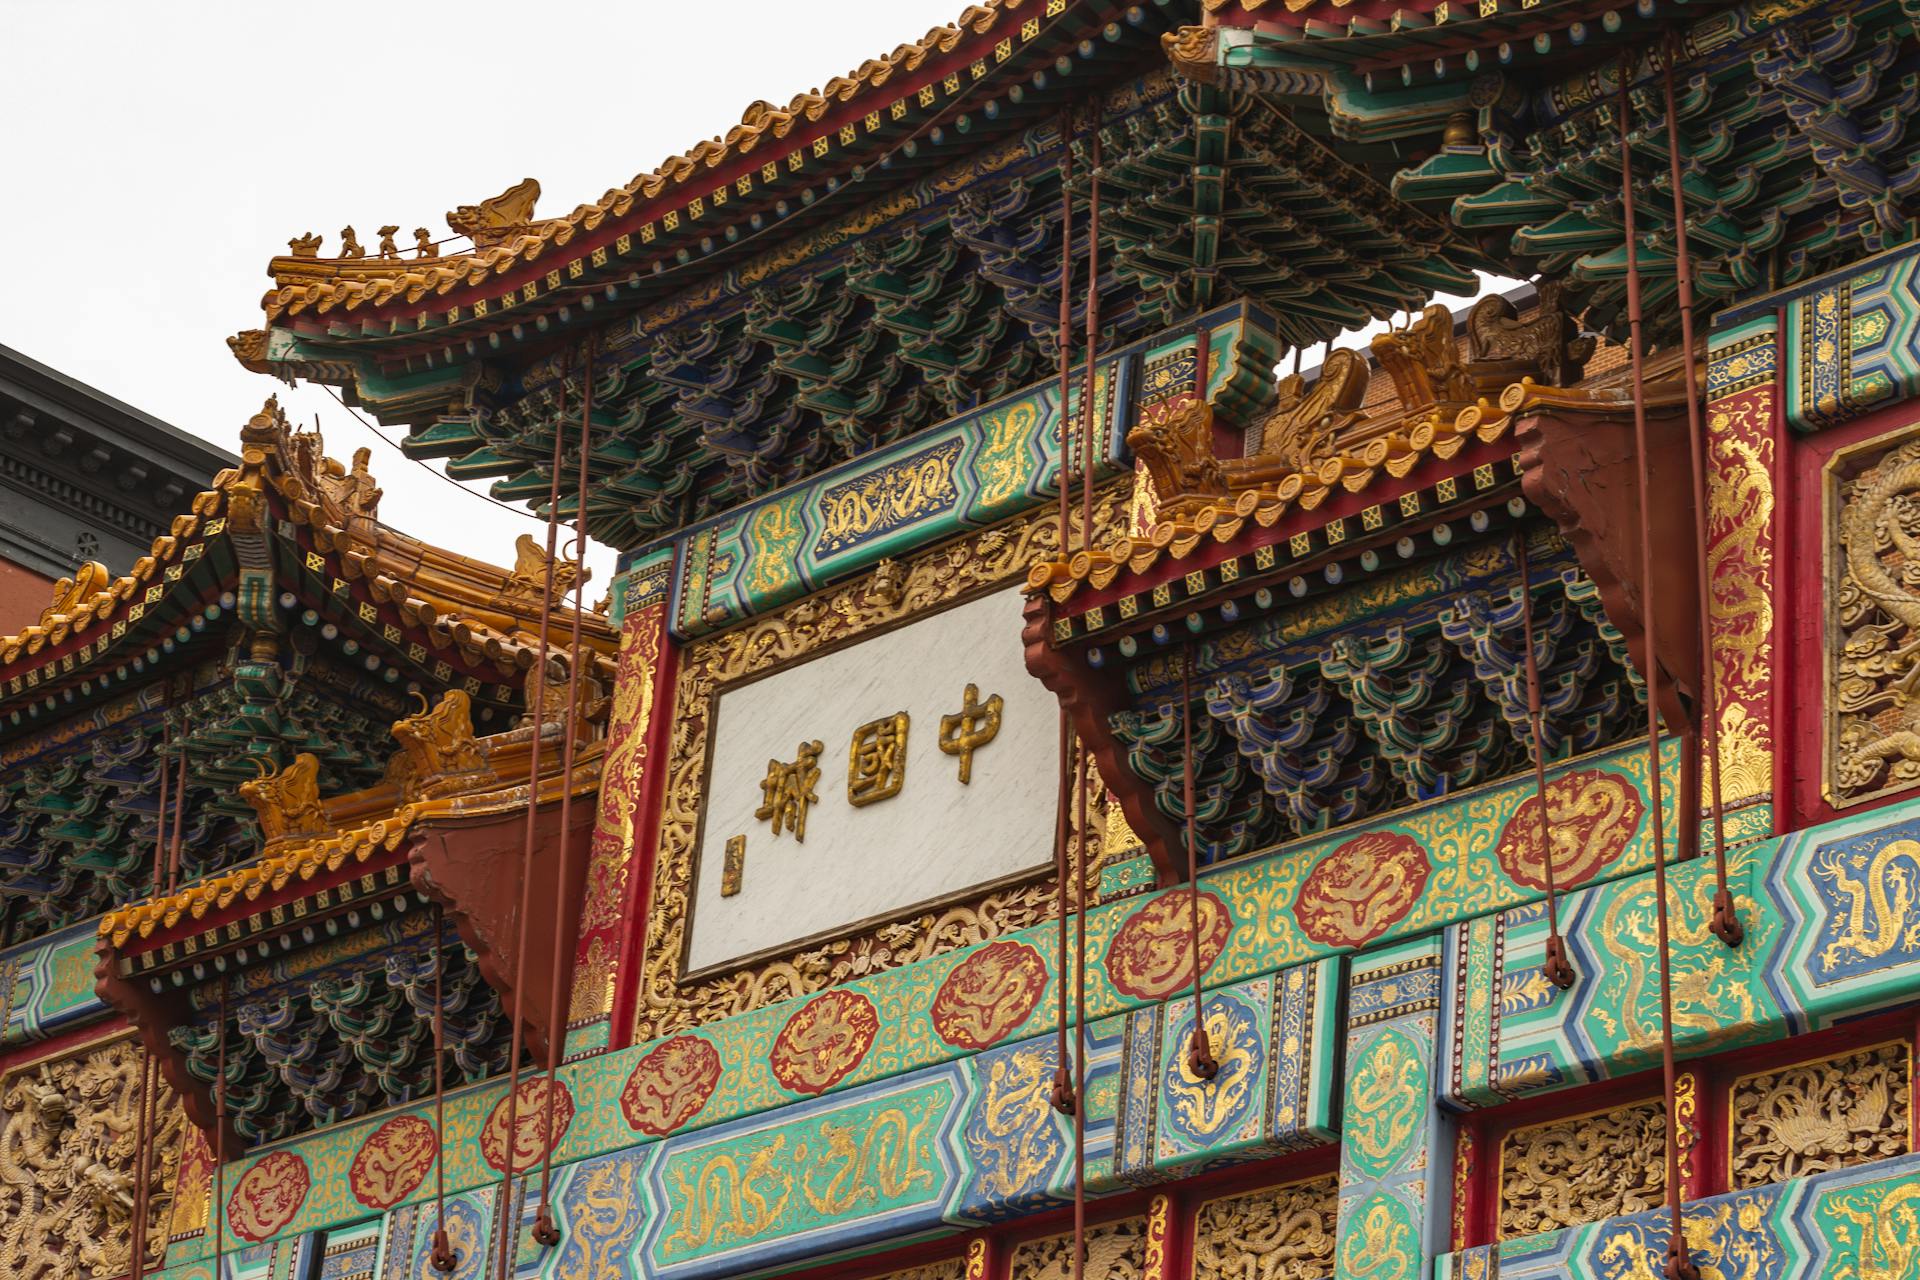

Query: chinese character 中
<box><xmin>938</xmin><ymin>683</ymin><xmax>1003</xmax><ymax>784</ymax></box>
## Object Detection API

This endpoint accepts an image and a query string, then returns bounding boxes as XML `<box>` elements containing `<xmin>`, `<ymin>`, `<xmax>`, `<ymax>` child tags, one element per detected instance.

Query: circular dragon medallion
<box><xmin>1104</xmin><ymin>890</ymin><xmax>1232</xmax><ymax>1001</ymax></box>
<box><xmin>349</xmin><ymin>1114</ymin><xmax>436</xmax><ymax>1210</ymax></box>
<box><xmin>930</xmin><ymin>940</ymin><xmax>1049</xmax><ymax>1050</ymax></box>
<box><xmin>1495</xmin><ymin>768</ymin><xmax>1644</xmax><ymax>892</ymax></box>
<box><xmin>770</xmin><ymin>989</ymin><xmax>879</xmax><ymax>1095</ymax></box>
<box><xmin>1293</xmin><ymin>831</ymin><xmax>1429</xmax><ymax>948</ymax></box>
<box><xmin>480</xmin><ymin>1076</ymin><xmax>575</xmax><ymax>1174</ymax></box>
<box><xmin>227</xmin><ymin>1150</ymin><xmax>310</xmax><ymax>1243</ymax></box>
<box><xmin>621</xmin><ymin>1035</ymin><xmax>723</xmax><ymax>1136</ymax></box>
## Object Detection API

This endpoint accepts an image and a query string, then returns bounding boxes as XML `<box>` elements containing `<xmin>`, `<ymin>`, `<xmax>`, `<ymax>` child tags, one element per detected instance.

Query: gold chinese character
<box><xmin>755</xmin><ymin>740</ymin><xmax>822</xmax><ymax>841</ymax></box>
<box><xmin>721</xmin><ymin>834</ymin><xmax>746</xmax><ymax>897</ymax></box>
<box><xmin>848</xmin><ymin>712</ymin><xmax>910</xmax><ymax>807</ymax></box>
<box><xmin>938</xmin><ymin>683</ymin><xmax>1003</xmax><ymax>784</ymax></box>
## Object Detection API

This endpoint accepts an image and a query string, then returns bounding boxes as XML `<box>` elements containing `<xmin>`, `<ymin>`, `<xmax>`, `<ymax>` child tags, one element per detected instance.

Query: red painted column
<box><xmin>567</xmin><ymin>567</ymin><xmax>680</xmax><ymax>1054</ymax></box>
<box><xmin>1700</xmin><ymin>318</ymin><xmax>1781</xmax><ymax>832</ymax></box>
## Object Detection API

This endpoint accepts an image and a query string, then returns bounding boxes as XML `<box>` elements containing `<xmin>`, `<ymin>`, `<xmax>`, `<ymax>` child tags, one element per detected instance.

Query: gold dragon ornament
<box><xmin>1835</xmin><ymin>434</ymin><xmax>1920</xmax><ymax>802</ymax></box>
<box><xmin>0</xmin><ymin>1039</ymin><xmax>182</xmax><ymax>1280</ymax></box>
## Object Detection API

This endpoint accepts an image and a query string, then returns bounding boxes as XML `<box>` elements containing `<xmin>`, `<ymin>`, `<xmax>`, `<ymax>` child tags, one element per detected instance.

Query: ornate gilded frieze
<box><xmin>1830</xmin><ymin>423</ymin><xmax>1920</xmax><ymax>805</ymax></box>
<box><xmin>1009</xmin><ymin>1216</ymin><xmax>1147</xmax><ymax>1280</ymax></box>
<box><xmin>1730</xmin><ymin>1041</ymin><xmax>1911</xmax><ymax>1189</ymax></box>
<box><xmin>636</xmin><ymin>490</ymin><xmax>1127</xmax><ymax>1041</ymax></box>
<box><xmin>874</xmin><ymin>1262</ymin><xmax>966</xmax><ymax>1280</ymax></box>
<box><xmin>1498</xmin><ymin>1098</ymin><xmax>1667</xmax><ymax>1240</ymax></box>
<box><xmin>1191</xmin><ymin>1174</ymin><xmax>1338</xmax><ymax>1280</ymax></box>
<box><xmin>0</xmin><ymin>1035</ymin><xmax>182</xmax><ymax>1280</ymax></box>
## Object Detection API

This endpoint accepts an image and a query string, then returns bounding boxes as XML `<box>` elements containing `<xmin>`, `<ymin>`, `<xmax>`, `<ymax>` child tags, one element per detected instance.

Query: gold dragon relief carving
<box><xmin>1730</xmin><ymin>1041</ymin><xmax>1912</xmax><ymax>1189</ymax></box>
<box><xmin>873</xmin><ymin>1261</ymin><xmax>967</xmax><ymax>1280</ymax></box>
<box><xmin>1830</xmin><ymin>424</ymin><xmax>1920</xmax><ymax>806</ymax></box>
<box><xmin>1010</xmin><ymin>1216</ymin><xmax>1147</xmax><ymax>1280</ymax></box>
<box><xmin>0</xmin><ymin>1036</ymin><xmax>183</xmax><ymax>1280</ymax></box>
<box><xmin>636</xmin><ymin>490</ymin><xmax>1128</xmax><ymax>1041</ymax></box>
<box><xmin>1500</xmin><ymin>1098</ymin><xmax>1668</xmax><ymax>1240</ymax></box>
<box><xmin>1192</xmin><ymin>1174</ymin><xmax>1339</xmax><ymax>1280</ymax></box>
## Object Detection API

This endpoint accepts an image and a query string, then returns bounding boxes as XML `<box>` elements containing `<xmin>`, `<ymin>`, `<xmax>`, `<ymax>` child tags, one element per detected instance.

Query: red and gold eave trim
<box><xmin>101</xmin><ymin>842</ymin><xmax>414</xmax><ymax>980</ymax></box>
<box><xmin>262</xmin><ymin>0</ymin><xmax>1113</xmax><ymax>332</ymax></box>
<box><xmin>1045</xmin><ymin>447</ymin><xmax>1523</xmax><ymax>649</ymax></box>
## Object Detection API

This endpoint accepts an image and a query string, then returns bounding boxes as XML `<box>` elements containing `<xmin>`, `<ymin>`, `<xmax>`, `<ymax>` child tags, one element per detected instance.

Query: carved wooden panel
<box><xmin>1192</xmin><ymin>1174</ymin><xmax>1338</xmax><ymax>1280</ymax></box>
<box><xmin>874</xmin><ymin>1262</ymin><xmax>966</xmax><ymax>1280</ymax></box>
<box><xmin>1009</xmin><ymin>1216</ymin><xmax>1147</xmax><ymax>1280</ymax></box>
<box><xmin>0</xmin><ymin>1034</ymin><xmax>182</xmax><ymax>1280</ymax></box>
<box><xmin>1828</xmin><ymin>423</ymin><xmax>1920</xmax><ymax>806</ymax></box>
<box><xmin>1498</xmin><ymin>1098</ymin><xmax>1666</xmax><ymax>1239</ymax></box>
<box><xmin>1730</xmin><ymin>1041</ymin><xmax>1911</xmax><ymax>1189</ymax></box>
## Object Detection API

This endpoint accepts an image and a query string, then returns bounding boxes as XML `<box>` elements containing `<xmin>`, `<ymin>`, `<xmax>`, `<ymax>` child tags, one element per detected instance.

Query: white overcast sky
<box><xmin>0</xmin><ymin>0</ymin><xmax>967</xmax><ymax>592</ymax></box>
<box><xmin>2</xmin><ymin>1</ymin><xmax>1510</xmax><ymax>596</ymax></box>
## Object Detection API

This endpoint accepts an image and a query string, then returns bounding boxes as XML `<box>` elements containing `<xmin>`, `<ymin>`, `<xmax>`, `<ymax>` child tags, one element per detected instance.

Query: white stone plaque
<box><xmin>685</xmin><ymin>584</ymin><xmax>1055</xmax><ymax>974</ymax></box>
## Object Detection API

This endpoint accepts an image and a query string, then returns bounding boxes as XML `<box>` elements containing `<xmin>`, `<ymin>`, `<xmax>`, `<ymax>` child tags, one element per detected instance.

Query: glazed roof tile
<box><xmin>258</xmin><ymin>0</ymin><xmax>1051</xmax><ymax>324</ymax></box>
<box><xmin>0</xmin><ymin>396</ymin><xmax>614</xmax><ymax>690</ymax></box>
<box><xmin>1032</xmin><ymin>332</ymin><xmax>1674</xmax><ymax>606</ymax></box>
<box><xmin>97</xmin><ymin>693</ymin><xmax>603</xmax><ymax>949</ymax></box>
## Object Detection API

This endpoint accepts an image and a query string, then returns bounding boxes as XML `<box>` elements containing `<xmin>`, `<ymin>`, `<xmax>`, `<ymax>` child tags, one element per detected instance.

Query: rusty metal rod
<box><xmin>430</xmin><ymin>905</ymin><xmax>456</xmax><ymax>1273</ymax></box>
<box><xmin>1619</xmin><ymin>64</ymin><xmax>1699</xmax><ymax>1280</ymax></box>
<box><xmin>1071</xmin><ymin>742</ymin><xmax>1090</xmax><ymax>1280</ymax></box>
<box><xmin>1050</xmin><ymin>708</ymin><xmax>1076</xmax><ymax>1116</ymax></box>
<box><xmin>1181</xmin><ymin>652</ymin><xmax>1217</xmax><ymax>1080</ymax></box>
<box><xmin>1515</xmin><ymin>532</ymin><xmax>1575</xmax><ymax>989</ymax></box>
<box><xmin>491</xmin><ymin>363</ymin><xmax>571</xmax><ymax>1280</ymax></box>
<box><xmin>1661</xmin><ymin>40</ymin><xmax>1742</xmax><ymax>949</ymax></box>
<box><xmin>533</xmin><ymin>350</ymin><xmax>597</xmax><ymax>1245</ymax></box>
<box><xmin>1079</xmin><ymin>123</ymin><xmax>1102</xmax><ymax>556</ymax></box>
<box><xmin>213</xmin><ymin>978</ymin><xmax>229</xmax><ymax>1276</ymax></box>
<box><xmin>1056</xmin><ymin>111</ymin><xmax>1075</xmax><ymax>555</ymax></box>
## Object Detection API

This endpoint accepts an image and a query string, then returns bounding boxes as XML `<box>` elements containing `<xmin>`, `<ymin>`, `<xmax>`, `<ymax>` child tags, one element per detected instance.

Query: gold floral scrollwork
<box><xmin>1730</xmin><ymin>1041</ymin><xmax>1912</xmax><ymax>1189</ymax></box>
<box><xmin>1499</xmin><ymin>1098</ymin><xmax>1666</xmax><ymax>1239</ymax></box>
<box><xmin>1144</xmin><ymin>1194</ymin><xmax>1172</xmax><ymax>1280</ymax></box>
<box><xmin>1192</xmin><ymin>1175</ymin><xmax>1338</xmax><ymax>1280</ymax></box>
<box><xmin>1009</xmin><ymin>1216</ymin><xmax>1147</xmax><ymax>1280</ymax></box>
<box><xmin>0</xmin><ymin>1036</ymin><xmax>183</xmax><ymax>1280</ymax></box>
<box><xmin>1676</xmin><ymin>1070</ymin><xmax>1699</xmax><ymax>1186</ymax></box>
